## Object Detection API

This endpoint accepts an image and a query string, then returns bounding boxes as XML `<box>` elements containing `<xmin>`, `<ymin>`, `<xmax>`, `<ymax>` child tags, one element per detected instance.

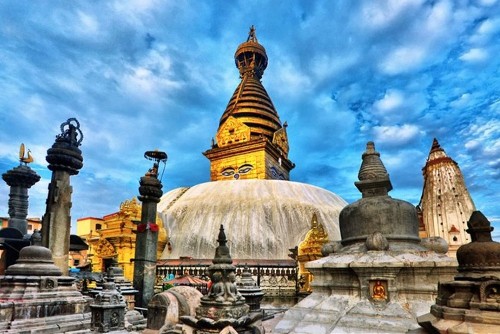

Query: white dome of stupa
<box><xmin>158</xmin><ymin>179</ymin><xmax>346</xmax><ymax>260</ymax></box>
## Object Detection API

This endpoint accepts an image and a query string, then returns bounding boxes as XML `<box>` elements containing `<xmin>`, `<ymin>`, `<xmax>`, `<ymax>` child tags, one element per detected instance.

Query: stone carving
<box><xmin>274</xmin><ymin>142</ymin><xmax>456</xmax><ymax>333</ymax></box>
<box><xmin>418</xmin><ymin>211</ymin><xmax>500</xmax><ymax>333</ymax></box>
<box><xmin>366</xmin><ymin>232</ymin><xmax>389</xmax><ymax>251</ymax></box>
<box><xmin>180</xmin><ymin>225</ymin><xmax>262</xmax><ymax>333</ymax></box>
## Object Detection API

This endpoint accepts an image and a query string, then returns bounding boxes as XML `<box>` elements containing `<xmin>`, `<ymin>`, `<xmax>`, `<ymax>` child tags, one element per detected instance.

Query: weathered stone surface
<box><xmin>158</xmin><ymin>180</ymin><xmax>346</xmax><ymax>261</ymax></box>
<box><xmin>273</xmin><ymin>142</ymin><xmax>457</xmax><ymax>333</ymax></box>
<box><xmin>147</xmin><ymin>286</ymin><xmax>202</xmax><ymax>331</ymax></box>
<box><xmin>42</xmin><ymin>118</ymin><xmax>84</xmax><ymax>275</ymax></box>
<box><xmin>418</xmin><ymin>211</ymin><xmax>500</xmax><ymax>333</ymax></box>
<box><xmin>0</xmin><ymin>245</ymin><xmax>90</xmax><ymax>333</ymax></box>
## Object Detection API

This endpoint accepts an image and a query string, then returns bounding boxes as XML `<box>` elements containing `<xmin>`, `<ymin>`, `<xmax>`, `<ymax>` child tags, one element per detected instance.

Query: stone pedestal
<box><xmin>133</xmin><ymin>166</ymin><xmax>163</xmax><ymax>309</ymax></box>
<box><xmin>180</xmin><ymin>225</ymin><xmax>262</xmax><ymax>334</ymax></box>
<box><xmin>2</xmin><ymin>164</ymin><xmax>40</xmax><ymax>235</ymax></box>
<box><xmin>0</xmin><ymin>245</ymin><xmax>90</xmax><ymax>332</ymax></box>
<box><xmin>41</xmin><ymin>118</ymin><xmax>83</xmax><ymax>275</ymax></box>
<box><xmin>236</xmin><ymin>266</ymin><xmax>264</xmax><ymax>312</ymax></box>
<box><xmin>90</xmin><ymin>269</ymin><xmax>126</xmax><ymax>332</ymax></box>
<box><xmin>418</xmin><ymin>211</ymin><xmax>500</xmax><ymax>333</ymax></box>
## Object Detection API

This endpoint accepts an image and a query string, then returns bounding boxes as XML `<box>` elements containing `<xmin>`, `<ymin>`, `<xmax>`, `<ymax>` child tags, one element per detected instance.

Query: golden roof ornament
<box><xmin>19</xmin><ymin>143</ymin><xmax>34</xmax><ymax>164</ymax></box>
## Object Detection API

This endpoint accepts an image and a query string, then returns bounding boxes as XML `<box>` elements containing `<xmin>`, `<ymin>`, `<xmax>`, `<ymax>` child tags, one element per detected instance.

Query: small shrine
<box><xmin>0</xmin><ymin>245</ymin><xmax>90</xmax><ymax>332</ymax></box>
<box><xmin>419</xmin><ymin>211</ymin><xmax>500</xmax><ymax>333</ymax></box>
<box><xmin>180</xmin><ymin>225</ymin><xmax>262</xmax><ymax>333</ymax></box>
<box><xmin>273</xmin><ymin>142</ymin><xmax>458</xmax><ymax>333</ymax></box>
<box><xmin>236</xmin><ymin>265</ymin><xmax>264</xmax><ymax>312</ymax></box>
<box><xmin>90</xmin><ymin>267</ymin><xmax>127</xmax><ymax>332</ymax></box>
<box><xmin>297</xmin><ymin>213</ymin><xmax>329</xmax><ymax>293</ymax></box>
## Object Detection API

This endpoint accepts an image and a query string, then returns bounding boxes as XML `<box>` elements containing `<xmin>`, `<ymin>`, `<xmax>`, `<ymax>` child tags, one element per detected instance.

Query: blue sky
<box><xmin>0</xmin><ymin>1</ymin><xmax>499</xmax><ymax>237</ymax></box>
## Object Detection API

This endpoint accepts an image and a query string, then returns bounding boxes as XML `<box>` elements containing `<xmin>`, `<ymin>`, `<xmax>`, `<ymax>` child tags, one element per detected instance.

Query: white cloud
<box><xmin>374</xmin><ymin>90</ymin><xmax>404</xmax><ymax>112</ymax></box>
<box><xmin>361</xmin><ymin>0</ymin><xmax>424</xmax><ymax>29</ymax></box>
<box><xmin>372</xmin><ymin>124</ymin><xmax>422</xmax><ymax>146</ymax></box>
<box><xmin>459</xmin><ymin>48</ymin><xmax>489</xmax><ymax>62</ymax></box>
<box><xmin>378</xmin><ymin>46</ymin><xmax>427</xmax><ymax>75</ymax></box>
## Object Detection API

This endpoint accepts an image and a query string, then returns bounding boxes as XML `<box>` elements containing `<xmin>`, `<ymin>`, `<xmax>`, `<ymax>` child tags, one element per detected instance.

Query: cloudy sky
<box><xmin>0</xmin><ymin>1</ymin><xmax>499</xmax><ymax>237</ymax></box>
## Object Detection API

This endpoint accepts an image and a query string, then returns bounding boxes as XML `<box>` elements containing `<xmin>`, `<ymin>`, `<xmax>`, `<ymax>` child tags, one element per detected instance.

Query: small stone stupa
<box><xmin>180</xmin><ymin>225</ymin><xmax>262</xmax><ymax>333</ymax></box>
<box><xmin>419</xmin><ymin>211</ymin><xmax>500</xmax><ymax>333</ymax></box>
<box><xmin>0</xmin><ymin>245</ymin><xmax>91</xmax><ymax>332</ymax></box>
<box><xmin>273</xmin><ymin>142</ymin><xmax>457</xmax><ymax>333</ymax></box>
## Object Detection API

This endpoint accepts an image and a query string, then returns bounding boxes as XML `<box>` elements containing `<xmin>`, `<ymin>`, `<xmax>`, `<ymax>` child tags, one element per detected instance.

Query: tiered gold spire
<box><xmin>204</xmin><ymin>26</ymin><xmax>294</xmax><ymax>181</ymax></box>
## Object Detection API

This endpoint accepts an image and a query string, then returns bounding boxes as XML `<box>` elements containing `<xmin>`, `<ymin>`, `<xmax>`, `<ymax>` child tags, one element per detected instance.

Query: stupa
<box><xmin>157</xmin><ymin>27</ymin><xmax>347</xmax><ymax>294</ymax></box>
<box><xmin>418</xmin><ymin>211</ymin><xmax>500</xmax><ymax>333</ymax></box>
<box><xmin>273</xmin><ymin>142</ymin><xmax>457</xmax><ymax>333</ymax></box>
<box><xmin>180</xmin><ymin>225</ymin><xmax>262</xmax><ymax>334</ymax></box>
<box><xmin>0</xmin><ymin>245</ymin><xmax>91</xmax><ymax>332</ymax></box>
<box><xmin>417</xmin><ymin>138</ymin><xmax>476</xmax><ymax>257</ymax></box>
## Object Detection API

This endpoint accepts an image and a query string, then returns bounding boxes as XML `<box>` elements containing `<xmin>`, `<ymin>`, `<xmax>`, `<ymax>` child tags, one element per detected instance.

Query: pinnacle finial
<box><xmin>213</xmin><ymin>225</ymin><xmax>232</xmax><ymax>264</ymax></box>
<box><xmin>355</xmin><ymin>142</ymin><xmax>393</xmax><ymax>196</ymax></box>
<box><xmin>430</xmin><ymin>138</ymin><xmax>442</xmax><ymax>153</ymax></box>
<box><xmin>247</xmin><ymin>25</ymin><xmax>257</xmax><ymax>42</ymax></box>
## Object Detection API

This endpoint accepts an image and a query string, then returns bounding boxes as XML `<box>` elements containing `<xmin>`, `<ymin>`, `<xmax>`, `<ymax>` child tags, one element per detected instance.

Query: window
<box><xmin>96</xmin><ymin>224</ymin><xmax>102</xmax><ymax>230</ymax></box>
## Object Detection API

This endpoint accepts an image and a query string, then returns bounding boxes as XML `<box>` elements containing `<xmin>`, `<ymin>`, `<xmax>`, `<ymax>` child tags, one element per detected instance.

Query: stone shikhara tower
<box><xmin>417</xmin><ymin>138</ymin><xmax>476</xmax><ymax>257</ymax></box>
<box><xmin>41</xmin><ymin>118</ymin><xmax>83</xmax><ymax>275</ymax></box>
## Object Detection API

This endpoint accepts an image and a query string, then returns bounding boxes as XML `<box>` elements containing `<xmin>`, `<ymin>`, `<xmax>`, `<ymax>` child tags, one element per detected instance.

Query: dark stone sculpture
<box><xmin>419</xmin><ymin>211</ymin><xmax>500</xmax><ymax>333</ymax></box>
<box><xmin>41</xmin><ymin>118</ymin><xmax>83</xmax><ymax>275</ymax></box>
<box><xmin>90</xmin><ymin>268</ymin><xmax>127</xmax><ymax>332</ymax></box>
<box><xmin>0</xmin><ymin>245</ymin><xmax>90</xmax><ymax>332</ymax></box>
<box><xmin>180</xmin><ymin>225</ymin><xmax>263</xmax><ymax>333</ymax></box>
<box><xmin>236</xmin><ymin>265</ymin><xmax>264</xmax><ymax>312</ymax></box>
<box><xmin>340</xmin><ymin>141</ymin><xmax>421</xmax><ymax>248</ymax></box>
<box><xmin>2</xmin><ymin>164</ymin><xmax>40</xmax><ymax>236</ymax></box>
<box><xmin>133</xmin><ymin>150</ymin><xmax>166</xmax><ymax>309</ymax></box>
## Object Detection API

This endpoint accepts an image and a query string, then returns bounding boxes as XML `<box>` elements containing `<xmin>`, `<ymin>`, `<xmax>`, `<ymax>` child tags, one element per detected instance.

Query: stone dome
<box><xmin>456</xmin><ymin>211</ymin><xmax>500</xmax><ymax>278</ymax></box>
<box><xmin>158</xmin><ymin>180</ymin><xmax>346</xmax><ymax>260</ymax></box>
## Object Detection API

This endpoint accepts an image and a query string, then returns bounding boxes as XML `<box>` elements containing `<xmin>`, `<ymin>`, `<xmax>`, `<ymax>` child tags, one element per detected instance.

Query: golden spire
<box><xmin>203</xmin><ymin>26</ymin><xmax>295</xmax><ymax>181</ymax></box>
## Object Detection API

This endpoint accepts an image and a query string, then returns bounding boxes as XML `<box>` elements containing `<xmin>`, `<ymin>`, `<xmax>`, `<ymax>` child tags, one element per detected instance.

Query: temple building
<box><xmin>156</xmin><ymin>27</ymin><xmax>346</xmax><ymax>295</ymax></box>
<box><xmin>76</xmin><ymin>197</ymin><xmax>167</xmax><ymax>281</ymax></box>
<box><xmin>417</xmin><ymin>138</ymin><xmax>476</xmax><ymax>257</ymax></box>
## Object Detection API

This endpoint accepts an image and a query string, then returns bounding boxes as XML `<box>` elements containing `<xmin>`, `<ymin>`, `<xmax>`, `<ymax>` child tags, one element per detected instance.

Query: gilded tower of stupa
<box><xmin>417</xmin><ymin>138</ymin><xmax>476</xmax><ymax>257</ymax></box>
<box><xmin>203</xmin><ymin>25</ymin><xmax>294</xmax><ymax>181</ymax></box>
<box><xmin>157</xmin><ymin>27</ymin><xmax>346</xmax><ymax>296</ymax></box>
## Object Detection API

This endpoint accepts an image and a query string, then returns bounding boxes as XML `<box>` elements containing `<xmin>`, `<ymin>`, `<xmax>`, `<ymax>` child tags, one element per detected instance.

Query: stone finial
<box><xmin>467</xmin><ymin>211</ymin><xmax>493</xmax><ymax>242</ymax></box>
<box><xmin>5</xmin><ymin>245</ymin><xmax>62</xmax><ymax>276</ymax></box>
<box><xmin>366</xmin><ymin>232</ymin><xmax>389</xmax><ymax>251</ymax></box>
<box><xmin>46</xmin><ymin>118</ymin><xmax>83</xmax><ymax>175</ymax></box>
<box><xmin>213</xmin><ymin>225</ymin><xmax>232</xmax><ymax>265</ymax></box>
<box><xmin>456</xmin><ymin>211</ymin><xmax>500</xmax><ymax>277</ymax></box>
<box><xmin>355</xmin><ymin>142</ymin><xmax>393</xmax><ymax>197</ymax></box>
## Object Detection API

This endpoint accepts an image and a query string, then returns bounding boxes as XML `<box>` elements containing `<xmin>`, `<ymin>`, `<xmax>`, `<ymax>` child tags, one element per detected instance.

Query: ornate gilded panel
<box><xmin>216</xmin><ymin>116</ymin><xmax>251</xmax><ymax>147</ymax></box>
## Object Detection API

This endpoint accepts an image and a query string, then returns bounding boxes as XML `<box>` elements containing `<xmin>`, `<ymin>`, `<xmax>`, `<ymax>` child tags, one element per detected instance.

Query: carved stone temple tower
<box><xmin>273</xmin><ymin>142</ymin><xmax>457</xmax><ymax>333</ymax></box>
<box><xmin>417</xmin><ymin>138</ymin><xmax>476</xmax><ymax>257</ymax></box>
<box><xmin>42</xmin><ymin>118</ymin><xmax>84</xmax><ymax>275</ymax></box>
<box><xmin>203</xmin><ymin>25</ymin><xmax>294</xmax><ymax>181</ymax></box>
